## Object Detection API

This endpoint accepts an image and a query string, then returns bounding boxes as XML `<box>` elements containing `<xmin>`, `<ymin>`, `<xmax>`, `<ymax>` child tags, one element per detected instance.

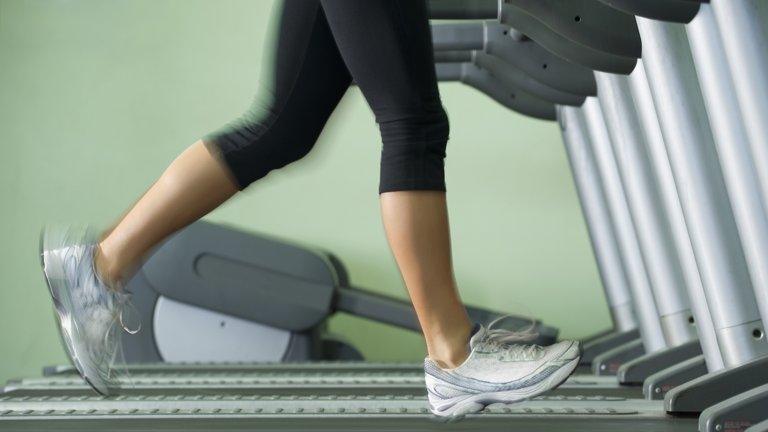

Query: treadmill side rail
<box><xmin>592</xmin><ymin>339</ymin><xmax>645</xmax><ymax>375</ymax></box>
<box><xmin>699</xmin><ymin>383</ymin><xmax>768</xmax><ymax>432</ymax></box>
<box><xmin>665</xmin><ymin>354</ymin><xmax>768</xmax><ymax>414</ymax></box>
<box><xmin>580</xmin><ymin>329</ymin><xmax>640</xmax><ymax>365</ymax></box>
<box><xmin>643</xmin><ymin>355</ymin><xmax>708</xmax><ymax>401</ymax></box>
<box><xmin>617</xmin><ymin>340</ymin><xmax>702</xmax><ymax>385</ymax></box>
<box><xmin>747</xmin><ymin>418</ymin><xmax>768</xmax><ymax>432</ymax></box>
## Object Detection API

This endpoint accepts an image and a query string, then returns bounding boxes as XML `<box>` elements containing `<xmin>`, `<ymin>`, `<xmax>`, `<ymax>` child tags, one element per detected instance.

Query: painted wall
<box><xmin>0</xmin><ymin>0</ymin><xmax>609</xmax><ymax>383</ymax></box>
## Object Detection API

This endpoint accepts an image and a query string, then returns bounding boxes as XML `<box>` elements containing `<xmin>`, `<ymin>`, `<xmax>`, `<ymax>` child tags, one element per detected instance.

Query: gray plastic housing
<box><xmin>436</xmin><ymin>62</ymin><xmax>557</xmax><ymax>120</ymax></box>
<box><xmin>597</xmin><ymin>0</ymin><xmax>700</xmax><ymax>23</ymax></box>
<box><xmin>121</xmin><ymin>221</ymin><xmax>557</xmax><ymax>363</ymax></box>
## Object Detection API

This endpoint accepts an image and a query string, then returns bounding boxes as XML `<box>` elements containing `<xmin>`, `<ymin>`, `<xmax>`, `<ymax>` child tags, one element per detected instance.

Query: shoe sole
<box><xmin>430</xmin><ymin>342</ymin><xmax>582</xmax><ymax>418</ymax></box>
<box><xmin>39</xmin><ymin>226</ymin><xmax>111</xmax><ymax>396</ymax></box>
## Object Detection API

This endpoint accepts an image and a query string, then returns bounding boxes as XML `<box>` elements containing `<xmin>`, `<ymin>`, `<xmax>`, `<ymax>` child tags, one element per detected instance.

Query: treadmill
<box><xmin>3</xmin><ymin>0</ymin><xmax>765</xmax><ymax>430</ymax></box>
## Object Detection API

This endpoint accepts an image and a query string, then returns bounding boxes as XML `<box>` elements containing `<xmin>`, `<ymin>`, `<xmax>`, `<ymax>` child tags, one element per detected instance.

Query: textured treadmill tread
<box><xmin>20</xmin><ymin>373</ymin><xmax>424</xmax><ymax>385</ymax></box>
<box><xmin>0</xmin><ymin>395</ymin><xmax>700</xmax><ymax>432</ymax></box>
<box><xmin>31</xmin><ymin>371</ymin><xmax>620</xmax><ymax>384</ymax></box>
<box><xmin>0</xmin><ymin>394</ymin><xmax>657</xmax><ymax>418</ymax></box>
<box><xmin>45</xmin><ymin>362</ymin><xmax>424</xmax><ymax>376</ymax></box>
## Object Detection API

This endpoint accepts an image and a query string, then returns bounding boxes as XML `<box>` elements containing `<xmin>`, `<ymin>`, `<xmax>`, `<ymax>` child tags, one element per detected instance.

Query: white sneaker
<box><xmin>425</xmin><ymin>320</ymin><xmax>580</xmax><ymax>417</ymax></box>
<box><xmin>40</xmin><ymin>225</ymin><xmax>139</xmax><ymax>395</ymax></box>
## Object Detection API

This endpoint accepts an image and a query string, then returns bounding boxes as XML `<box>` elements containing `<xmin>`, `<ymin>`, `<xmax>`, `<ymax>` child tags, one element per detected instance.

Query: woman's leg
<box><xmin>96</xmin><ymin>0</ymin><xmax>352</xmax><ymax>286</ymax></box>
<box><xmin>96</xmin><ymin>141</ymin><xmax>237</xmax><ymax>285</ymax></box>
<box><xmin>319</xmin><ymin>0</ymin><xmax>472</xmax><ymax>368</ymax></box>
<box><xmin>321</xmin><ymin>4</ymin><xmax>580</xmax><ymax>417</ymax></box>
<box><xmin>380</xmin><ymin>191</ymin><xmax>472</xmax><ymax>368</ymax></box>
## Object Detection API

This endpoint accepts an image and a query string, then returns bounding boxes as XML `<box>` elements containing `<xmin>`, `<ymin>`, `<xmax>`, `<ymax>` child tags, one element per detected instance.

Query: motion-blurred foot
<box><xmin>40</xmin><ymin>225</ymin><xmax>139</xmax><ymax>395</ymax></box>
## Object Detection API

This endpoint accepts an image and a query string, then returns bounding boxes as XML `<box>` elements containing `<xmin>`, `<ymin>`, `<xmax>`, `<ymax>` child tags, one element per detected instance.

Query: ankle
<box><xmin>429</xmin><ymin>346</ymin><xmax>469</xmax><ymax>369</ymax></box>
<box><xmin>93</xmin><ymin>244</ymin><xmax>124</xmax><ymax>290</ymax></box>
<box><xmin>427</xmin><ymin>323</ymin><xmax>473</xmax><ymax>369</ymax></box>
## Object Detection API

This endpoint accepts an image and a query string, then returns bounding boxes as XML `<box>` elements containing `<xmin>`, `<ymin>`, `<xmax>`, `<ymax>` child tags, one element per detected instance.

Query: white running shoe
<box><xmin>40</xmin><ymin>225</ymin><xmax>139</xmax><ymax>395</ymax></box>
<box><xmin>425</xmin><ymin>320</ymin><xmax>581</xmax><ymax>418</ymax></box>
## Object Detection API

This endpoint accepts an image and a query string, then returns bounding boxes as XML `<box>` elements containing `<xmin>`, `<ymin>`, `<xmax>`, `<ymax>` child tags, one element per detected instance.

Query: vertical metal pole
<box><xmin>581</xmin><ymin>98</ymin><xmax>667</xmax><ymax>353</ymax></box>
<box><xmin>594</xmin><ymin>72</ymin><xmax>696</xmax><ymax>348</ymax></box>
<box><xmin>627</xmin><ymin>63</ymin><xmax>725</xmax><ymax>372</ymax></box>
<box><xmin>637</xmin><ymin>18</ymin><xmax>767</xmax><ymax>368</ymax></box>
<box><xmin>711</xmin><ymin>0</ymin><xmax>768</xmax><ymax>219</ymax></box>
<box><xmin>707</xmin><ymin>1</ymin><xmax>768</xmax><ymax>332</ymax></box>
<box><xmin>557</xmin><ymin>107</ymin><xmax>637</xmax><ymax>333</ymax></box>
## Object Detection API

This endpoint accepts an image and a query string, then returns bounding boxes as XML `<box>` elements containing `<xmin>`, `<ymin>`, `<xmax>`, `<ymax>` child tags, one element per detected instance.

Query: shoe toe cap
<box><xmin>548</xmin><ymin>340</ymin><xmax>581</xmax><ymax>362</ymax></box>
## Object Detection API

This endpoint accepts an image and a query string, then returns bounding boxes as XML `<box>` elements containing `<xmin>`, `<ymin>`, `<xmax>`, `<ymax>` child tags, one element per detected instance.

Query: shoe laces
<box><xmin>476</xmin><ymin>315</ymin><xmax>543</xmax><ymax>360</ymax></box>
<box><xmin>88</xmin><ymin>245</ymin><xmax>141</xmax><ymax>335</ymax></box>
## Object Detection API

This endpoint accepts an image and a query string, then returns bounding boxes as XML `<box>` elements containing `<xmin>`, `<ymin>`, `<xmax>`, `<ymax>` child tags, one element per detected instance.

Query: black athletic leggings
<box><xmin>205</xmin><ymin>0</ymin><xmax>449</xmax><ymax>194</ymax></box>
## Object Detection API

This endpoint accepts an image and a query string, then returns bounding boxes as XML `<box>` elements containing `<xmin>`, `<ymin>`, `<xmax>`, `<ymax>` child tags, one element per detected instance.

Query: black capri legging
<box><xmin>204</xmin><ymin>0</ymin><xmax>449</xmax><ymax>194</ymax></box>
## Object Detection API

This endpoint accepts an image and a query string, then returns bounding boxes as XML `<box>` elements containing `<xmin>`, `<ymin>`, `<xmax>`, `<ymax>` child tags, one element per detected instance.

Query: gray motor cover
<box><xmin>119</xmin><ymin>221</ymin><xmax>339</xmax><ymax>363</ymax></box>
<box><xmin>138</xmin><ymin>221</ymin><xmax>337</xmax><ymax>331</ymax></box>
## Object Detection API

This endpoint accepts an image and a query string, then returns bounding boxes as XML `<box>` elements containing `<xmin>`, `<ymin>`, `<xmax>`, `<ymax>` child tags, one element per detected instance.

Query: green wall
<box><xmin>0</xmin><ymin>0</ymin><xmax>609</xmax><ymax>383</ymax></box>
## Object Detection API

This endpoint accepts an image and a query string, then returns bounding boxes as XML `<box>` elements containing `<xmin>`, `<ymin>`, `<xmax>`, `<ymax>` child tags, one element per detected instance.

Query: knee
<box><xmin>379</xmin><ymin>108</ymin><xmax>449</xmax><ymax>194</ymax></box>
<box><xmin>205</xmin><ymin>113</ymin><xmax>319</xmax><ymax>190</ymax></box>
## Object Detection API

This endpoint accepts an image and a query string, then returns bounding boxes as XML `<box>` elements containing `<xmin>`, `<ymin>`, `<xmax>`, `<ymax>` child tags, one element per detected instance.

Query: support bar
<box><xmin>626</xmin><ymin>62</ymin><xmax>725</xmax><ymax>372</ymax></box>
<box><xmin>336</xmin><ymin>286</ymin><xmax>559</xmax><ymax>345</ymax></box>
<box><xmin>595</xmin><ymin>72</ymin><xmax>696</xmax><ymax>348</ymax></box>
<box><xmin>430</xmin><ymin>23</ymin><xmax>484</xmax><ymax>51</ymax></box>
<box><xmin>558</xmin><ymin>105</ymin><xmax>638</xmax><ymax>348</ymax></box>
<box><xmin>428</xmin><ymin>0</ymin><xmax>498</xmax><ymax>20</ymax></box>
<box><xmin>637</xmin><ymin>17</ymin><xmax>766</xmax><ymax>368</ymax></box>
<box><xmin>581</xmin><ymin>98</ymin><xmax>667</xmax><ymax>353</ymax></box>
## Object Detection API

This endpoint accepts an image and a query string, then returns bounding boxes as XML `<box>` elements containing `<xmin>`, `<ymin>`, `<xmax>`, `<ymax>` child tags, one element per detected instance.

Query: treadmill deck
<box><xmin>0</xmin><ymin>394</ymin><xmax>696</xmax><ymax>431</ymax></box>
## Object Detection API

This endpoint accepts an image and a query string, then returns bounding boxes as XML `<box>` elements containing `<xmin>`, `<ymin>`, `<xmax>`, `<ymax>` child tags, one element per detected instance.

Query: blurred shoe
<box><xmin>40</xmin><ymin>225</ymin><xmax>139</xmax><ymax>395</ymax></box>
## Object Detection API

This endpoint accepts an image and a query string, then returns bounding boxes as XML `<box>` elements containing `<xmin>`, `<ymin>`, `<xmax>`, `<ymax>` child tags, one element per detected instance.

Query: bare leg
<box><xmin>380</xmin><ymin>191</ymin><xmax>472</xmax><ymax>369</ymax></box>
<box><xmin>93</xmin><ymin>142</ymin><xmax>470</xmax><ymax>368</ymax></box>
<box><xmin>95</xmin><ymin>140</ymin><xmax>238</xmax><ymax>286</ymax></box>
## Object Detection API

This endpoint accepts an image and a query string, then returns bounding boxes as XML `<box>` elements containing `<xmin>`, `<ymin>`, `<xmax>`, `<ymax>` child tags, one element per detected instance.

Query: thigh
<box><xmin>319</xmin><ymin>0</ymin><xmax>443</xmax><ymax>121</ymax></box>
<box><xmin>246</xmin><ymin>0</ymin><xmax>352</xmax><ymax>124</ymax></box>
<box><xmin>207</xmin><ymin>0</ymin><xmax>353</xmax><ymax>187</ymax></box>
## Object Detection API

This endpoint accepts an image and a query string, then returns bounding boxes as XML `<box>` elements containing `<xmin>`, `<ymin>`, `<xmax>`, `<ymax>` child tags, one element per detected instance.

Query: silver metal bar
<box><xmin>557</xmin><ymin>106</ymin><xmax>637</xmax><ymax>333</ymax></box>
<box><xmin>710</xmin><ymin>0</ymin><xmax>768</xmax><ymax>216</ymax></box>
<box><xmin>687</xmin><ymin>4</ymin><xmax>768</xmax><ymax>355</ymax></box>
<box><xmin>626</xmin><ymin>63</ymin><xmax>725</xmax><ymax>372</ymax></box>
<box><xmin>709</xmin><ymin>0</ymin><xmax>768</xmax><ymax>330</ymax></box>
<box><xmin>594</xmin><ymin>72</ymin><xmax>695</xmax><ymax>348</ymax></box>
<box><xmin>636</xmin><ymin>18</ymin><xmax>766</xmax><ymax>367</ymax></box>
<box><xmin>579</xmin><ymin>99</ymin><xmax>667</xmax><ymax>353</ymax></box>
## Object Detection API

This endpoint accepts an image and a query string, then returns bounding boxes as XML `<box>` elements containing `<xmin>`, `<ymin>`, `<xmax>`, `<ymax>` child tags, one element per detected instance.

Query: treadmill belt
<box><xmin>8</xmin><ymin>372</ymin><xmax>641</xmax><ymax>398</ymax></box>
<box><xmin>3</xmin><ymin>377</ymin><xmax>641</xmax><ymax>399</ymax></box>
<box><xmin>0</xmin><ymin>395</ymin><xmax>696</xmax><ymax>431</ymax></box>
<box><xmin>44</xmin><ymin>362</ymin><xmax>426</xmax><ymax>376</ymax></box>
